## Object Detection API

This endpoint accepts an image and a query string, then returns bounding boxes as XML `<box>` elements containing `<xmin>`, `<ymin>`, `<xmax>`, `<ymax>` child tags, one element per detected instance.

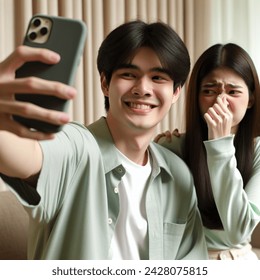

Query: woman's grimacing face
<box><xmin>199</xmin><ymin>67</ymin><xmax>254</xmax><ymax>134</ymax></box>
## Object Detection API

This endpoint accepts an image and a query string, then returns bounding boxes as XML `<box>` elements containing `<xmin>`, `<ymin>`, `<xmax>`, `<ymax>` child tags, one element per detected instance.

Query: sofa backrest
<box><xmin>251</xmin><ymin>222</ymin><xmax>260</xmax><ymax>248</ymax></box>
<box><xmin>0</xmin><ymin>191</ymin><xmax>28</xmax><ymax>259</ymax></box>
<box><xmin>0</xmin><ymin>189</ymin><xmax>259</xmax><ymax>260</ymax></box>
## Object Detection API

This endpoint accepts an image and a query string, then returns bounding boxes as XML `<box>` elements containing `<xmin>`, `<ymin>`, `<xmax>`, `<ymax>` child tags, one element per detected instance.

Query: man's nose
<box><xmin>131</xmin><ymin>77</ymin><xmax>152</xmax><ymax>96</ymax></box>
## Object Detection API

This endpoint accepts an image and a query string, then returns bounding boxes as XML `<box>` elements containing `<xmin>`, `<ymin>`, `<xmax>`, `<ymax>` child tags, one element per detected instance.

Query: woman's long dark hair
<box><xmin>184</xmin><ymin>43</ymin><xmax>260</xmax><ymax>229</ymax></box>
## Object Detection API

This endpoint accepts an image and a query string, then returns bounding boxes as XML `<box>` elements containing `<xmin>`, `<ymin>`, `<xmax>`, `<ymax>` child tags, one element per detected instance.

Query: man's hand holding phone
<box><xmin>0</xmin><ymin>14</ymin><xmax>86</xmax><ymax>139</ymax></box>
<box><xmin>0</xmin><ymin>46</ymin><xmax>76</xmax><ymax>140</ymax></box>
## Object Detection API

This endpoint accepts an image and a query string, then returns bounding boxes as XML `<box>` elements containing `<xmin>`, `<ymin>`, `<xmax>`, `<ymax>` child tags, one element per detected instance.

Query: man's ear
<box><xmin>101</xmin><ymin>73</ymin><xmax>109</xmax><ymax>96</ymax></box>
<box><xmin>171</xmin><ymin>86</ymin><xmax>181</xmax><ymax>104</ymax></box>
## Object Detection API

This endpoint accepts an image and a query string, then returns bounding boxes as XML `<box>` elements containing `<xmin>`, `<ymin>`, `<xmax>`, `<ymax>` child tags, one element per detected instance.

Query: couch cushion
<box><xmin>251</xmin><ymin>223</ymin><xmax>260</xmax><ymax>259</ymax></box>
<box><xmin>0</xmin><ymin>191</ymin><xmax>29</xmax><ymax>259</ymax></box>
<box><xmin>251</xmin><ymin>223</ymin><xmax>260</xmax><ymax>248</ymax></box>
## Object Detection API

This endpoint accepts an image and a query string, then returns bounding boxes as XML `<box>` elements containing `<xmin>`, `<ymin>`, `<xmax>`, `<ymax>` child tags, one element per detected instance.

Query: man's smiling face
<box><xmin>103</xmin><ymin>47</ymin><xmax>180</xmax><ymax>133</ymax></box>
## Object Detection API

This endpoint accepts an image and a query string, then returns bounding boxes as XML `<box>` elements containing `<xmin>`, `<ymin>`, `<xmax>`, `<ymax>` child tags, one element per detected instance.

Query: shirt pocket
<box><xmin>163</xmin><ymin>222</ymin><xmax>186</xmax><ymax>259</ymax></box>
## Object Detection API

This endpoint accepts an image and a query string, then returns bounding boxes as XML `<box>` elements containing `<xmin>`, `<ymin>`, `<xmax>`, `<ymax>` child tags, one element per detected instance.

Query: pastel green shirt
<box><xmin>159</xmin><ymin>134</ymin><xmax>260</xmax><ymax>250</ymax></box>
<box><xmin>3</xmin><ymin>118</ymin><xmax>207</xmax><ymax>259</ymax></box>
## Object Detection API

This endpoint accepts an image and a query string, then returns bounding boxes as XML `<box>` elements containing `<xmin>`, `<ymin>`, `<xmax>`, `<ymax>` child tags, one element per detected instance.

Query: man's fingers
<box><xmin>0</xmin><ymin>118</ymin><xmax>55</xmax><ymax>140</ymax></box>
<box><xmin>0</xmin><ymin>101</ymin><xmax>70</xmax><ymax>125</ymax></box>
<box><xmin>2</xmin><ymin>45</ymin><xmax>60</xmax><ymax>72</ymax></box>
<box><xmin>1</xmin><ymin>77</ymin><xmax>76</xmax><ymax>100</ymax></box>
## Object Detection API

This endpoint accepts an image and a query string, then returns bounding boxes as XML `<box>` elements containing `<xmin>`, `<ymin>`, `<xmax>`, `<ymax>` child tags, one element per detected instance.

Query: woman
<box><xmin>157</xmin><ymin>43</ymin><xmax>260</xmax><ymax>259</ymax></box>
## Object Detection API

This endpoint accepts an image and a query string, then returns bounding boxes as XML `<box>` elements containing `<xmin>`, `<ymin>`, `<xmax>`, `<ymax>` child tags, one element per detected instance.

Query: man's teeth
<box><xmin>129</xmin><ymin>102</ymin><xmax>152</xmax><ymax>109</ymax></box>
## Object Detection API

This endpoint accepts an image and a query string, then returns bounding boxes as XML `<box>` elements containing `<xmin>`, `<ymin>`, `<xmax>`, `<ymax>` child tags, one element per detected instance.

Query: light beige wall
<box><xmin>0</xmin><ymin>178</ymin><xmax>7</xmax><ymax>191</ymax></box>
<box><xmin>0</xmin><ymin>0</ymin><xmax>259</xmax><ymax>134</ymax></box>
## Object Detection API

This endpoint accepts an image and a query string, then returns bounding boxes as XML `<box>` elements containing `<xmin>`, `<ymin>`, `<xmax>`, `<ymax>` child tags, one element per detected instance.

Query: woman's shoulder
<box><xmin>254</xmin><ymin>137</ymin><xmax>260</xmax><ymax>154</ymax></box>
<box><xmin>157</xmin><ymin>132</ymin><xmax>186</xmax><ymax>158</ymax></box>
<box><xmin>255</xmin><ymin>136</ymin><xmax>260</xmax><ymax>145</ymax></box>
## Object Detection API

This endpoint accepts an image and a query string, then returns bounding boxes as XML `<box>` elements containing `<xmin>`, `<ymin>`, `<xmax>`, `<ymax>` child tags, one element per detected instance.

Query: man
<box><xmin>0</xmin><ymin>20</ymin><xmax>207</xmax><ymax>259</ymax></box>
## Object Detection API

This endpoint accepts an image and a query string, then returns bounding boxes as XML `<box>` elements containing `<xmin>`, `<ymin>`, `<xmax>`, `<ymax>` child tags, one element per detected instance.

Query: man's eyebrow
<box><xmin>117</xmin><ymin>63</ymin><xmax>139</xmax><ymax>70</ymax></box>
<box><xmin>151</xmin><ymin>67</ymin><xmax>171</xmax><ymax>76</ymax></box>
<box><xmin>117</xmin><ymin>64</ymin><xmax>171</xmax><ymax>75</ymax></box>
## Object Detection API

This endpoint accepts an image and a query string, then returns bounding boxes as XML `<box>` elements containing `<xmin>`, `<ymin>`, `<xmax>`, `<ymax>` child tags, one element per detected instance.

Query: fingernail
<box><xmin>59</xmin><ymin>113</ymin><xmax>70</xmax><ymax>123</ymax></box>
<box><xmin>50</xmin><ymin>53</ymin><xmax>60</xmax><ymax>62</ymax></box>
<box><xmin>66</xmin><ymin>87</ymin><xmax>76</xmax><ymax>98</ymax></box>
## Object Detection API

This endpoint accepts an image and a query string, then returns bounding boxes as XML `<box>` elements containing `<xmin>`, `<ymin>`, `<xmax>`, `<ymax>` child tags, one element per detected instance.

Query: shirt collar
<box><xmin>87</xmin><ymin>117</ymin><xmax>122</xmax><ymax>173</ymax></box>
<box><xmin>148</xmin><ymin>142</ymin><xmax>175</xmax><ymax>179</ymax></box>
<box><xmin>87</xmin><ymin>117</ymin><xmax>173</xmax><ymax>178</ymax></box>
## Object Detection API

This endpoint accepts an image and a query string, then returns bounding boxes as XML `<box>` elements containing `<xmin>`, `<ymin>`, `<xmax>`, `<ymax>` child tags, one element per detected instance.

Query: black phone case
<box><xmin>14</xmin><ymin>14</ymin><xmax>87</xmax><ymax>133</ymax></box>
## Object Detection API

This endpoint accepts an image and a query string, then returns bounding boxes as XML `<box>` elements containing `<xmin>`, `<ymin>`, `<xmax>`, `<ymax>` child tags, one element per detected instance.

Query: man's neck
<box><xmin>106</xmin><ymin>117</ymin><xmax>154</xmax><ymax>166</ymax></box>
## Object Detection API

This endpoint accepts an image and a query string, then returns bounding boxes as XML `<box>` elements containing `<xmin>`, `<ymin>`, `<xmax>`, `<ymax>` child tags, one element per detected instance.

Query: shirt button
<box><xmin>117</xmin><ymin>167</ymin><xmax>124</xmax><ymax>173</ymax></box>
<box><xmin>114</xmin><ymin>187</ymin><xmax>119</xmax><ymax>193</ymax></box>
<box><xmin>108</xmin><ymin>218</ymin><xmax>113</xmax><ymax>224</ymax></box>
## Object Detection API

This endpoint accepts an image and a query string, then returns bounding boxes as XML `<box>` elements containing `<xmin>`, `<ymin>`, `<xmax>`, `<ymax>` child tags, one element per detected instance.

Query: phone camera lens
<box><xmin>29</xmin><ymin>32</ymin><xmax>37</xmax><ymax>40</ymax></box>
<box><xmin>40</xmin><ymin>27</ymin><xmax>48</xmax><ymax>36</ymax></box>
<box><xmin>33</xmin><ymin>18</ymin><xmax>41</xmax><ymax>27</ymax></box>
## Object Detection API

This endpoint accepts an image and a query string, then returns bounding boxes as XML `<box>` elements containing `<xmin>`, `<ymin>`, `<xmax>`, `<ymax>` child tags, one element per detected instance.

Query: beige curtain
<box><xmin>0</xmin><ymin>0</ymin><xmax>258</xmax><ymax>135</ymax></box>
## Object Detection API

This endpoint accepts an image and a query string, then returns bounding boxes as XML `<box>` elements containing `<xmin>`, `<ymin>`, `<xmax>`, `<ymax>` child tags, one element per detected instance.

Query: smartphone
<box><xmin>13</xmin><ymin>14</ymin><xmax>87</xmax><ymax>133</ymax></box>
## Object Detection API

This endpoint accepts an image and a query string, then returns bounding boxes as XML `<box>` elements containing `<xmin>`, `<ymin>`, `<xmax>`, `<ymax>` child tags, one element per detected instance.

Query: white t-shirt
<box><xmin>110</xmin><ymin>150</ymin><xmax>152</xmax><ymax>259</ymax></box>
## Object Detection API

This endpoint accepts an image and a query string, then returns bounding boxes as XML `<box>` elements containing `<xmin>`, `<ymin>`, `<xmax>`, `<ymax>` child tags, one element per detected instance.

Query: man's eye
<box><xmin>121</xmin><ymin>72</ymin><xmax>135</xmax><ymax>78</ymax></box>
<box><xmin>153</xmin><ymin>75</ymin><xmax>163</xmax><ymax>80</ymax></box>
<box><xmin>152</xmin><ymin>75</ymin><xmax>170</xmax><ymax>82</ymax></box>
